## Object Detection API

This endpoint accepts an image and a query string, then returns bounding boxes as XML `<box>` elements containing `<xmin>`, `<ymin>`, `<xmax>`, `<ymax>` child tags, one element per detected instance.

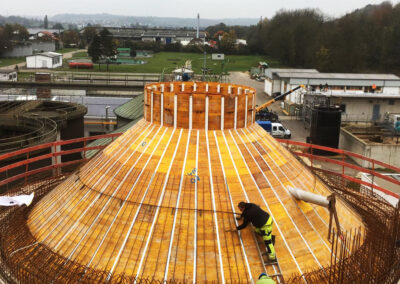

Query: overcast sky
<box><xmin>1</xmin><ymin>0</ymin><xmax>397</xmax><ymax>19</ymax></box>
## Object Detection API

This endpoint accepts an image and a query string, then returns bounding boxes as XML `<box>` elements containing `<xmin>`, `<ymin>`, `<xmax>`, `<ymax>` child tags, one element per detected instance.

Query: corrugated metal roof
<box><xmin>330</xmin><ymin>93</ymin><xmax>400</xmax><ymax>98</ymax></box>
<box><xmin>113</xmin><ymin>94</ymin><xmax>144</xmax><ymax>120</ymax></box>
<box><xmin>27</xmin><ymin>52</ymin><xmax>62</xmax><ymax>58</ymax></box>
<box><xmin>309</xmin><ymin>92</ymin><xmax>400</xmax><ymax>98</ymax></box>
<box><xmin>267</xmin><ymin>68</ymin><xmax>319</xmax><ymax>73</ymax></box>
<box><xmin>265</xmin><ymin>68</ymin><xmax>319</xmax><ymax>79</ymax></box>
<box><xmin>277</xmin><ymin>72</ymin><xmax>400</xmax><ymax>80</ymax></box>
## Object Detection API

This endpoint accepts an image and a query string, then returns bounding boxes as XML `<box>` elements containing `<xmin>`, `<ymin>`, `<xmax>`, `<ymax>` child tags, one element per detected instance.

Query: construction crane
<box><xmin>256</xmin><ymin>85</ymin><xmax>305</xmax><ymax>112</ymax></box>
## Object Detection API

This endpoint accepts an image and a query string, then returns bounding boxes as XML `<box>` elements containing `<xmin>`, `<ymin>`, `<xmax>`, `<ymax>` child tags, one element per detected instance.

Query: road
<box><xmin>229</xmin><ymin>71</ymin><xmax>309</xmax><ymax>142</ymax></box>
<box><xmin>0</xmin><ymin>49</ymin><xmax>86</xmax><ymax>71</ymax></box>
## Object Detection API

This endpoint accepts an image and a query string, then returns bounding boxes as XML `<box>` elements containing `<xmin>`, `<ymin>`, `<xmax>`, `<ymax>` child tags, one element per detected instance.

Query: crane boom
<box><xmin>256</xmin><ymin>85</ymin><xmax>305</xmax><ymax>112</ymax></box>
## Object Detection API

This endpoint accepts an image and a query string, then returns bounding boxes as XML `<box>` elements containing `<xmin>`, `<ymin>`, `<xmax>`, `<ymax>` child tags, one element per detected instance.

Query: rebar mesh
<box><xmin>286</xmin><ymin>169</ymin><xmax>400</xmax><ymax>284</ymax></box>
<box><xmin>0</xmin><ymin>160</ymin><xmax>399</xmax><ymax>283</ymax></box>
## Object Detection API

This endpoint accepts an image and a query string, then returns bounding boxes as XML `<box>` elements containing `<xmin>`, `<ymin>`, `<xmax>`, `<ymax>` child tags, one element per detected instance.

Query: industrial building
<box><xmin>85</xmin><ymin>27</ymin><xmax>206</xmax><ymax>44</ymax></box>
<box><xmin>0</xmin><ymin>81</ymin><xmax>398</xmax><ymax>283</ymax></box>
<box><xmin>264</xmin><ymin>68</ymin><xmax>318</xmax><ymax>96</ymax></box>
<box><xmin>26</xmin><ymin>52</ymin><xmax>63</xmax><ymax>69</ymax></box>
<box><xmin>264</xmin><ymin>68</ymin><xmax>400</xmax><ymax>122</ymax></box>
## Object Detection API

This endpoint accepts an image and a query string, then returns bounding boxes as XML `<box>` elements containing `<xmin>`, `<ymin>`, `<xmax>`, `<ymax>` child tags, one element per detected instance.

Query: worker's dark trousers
<box><xmin>255</xmin><ymin>216</ymin><xmax>276</xmax><ymax>260</ymax></box>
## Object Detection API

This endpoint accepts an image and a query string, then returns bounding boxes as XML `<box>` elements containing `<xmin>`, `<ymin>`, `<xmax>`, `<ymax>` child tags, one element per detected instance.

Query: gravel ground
<box><xmin>229</xmin><ymin>71</ymin><xmax>309</xmax><ymax>142</ymax></box>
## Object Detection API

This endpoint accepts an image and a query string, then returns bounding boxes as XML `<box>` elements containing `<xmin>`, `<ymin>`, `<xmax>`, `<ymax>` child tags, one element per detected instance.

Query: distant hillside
<box><xmin>0</xmin><ymin>15</ymin><xmax>43</xmax><ymax>27</ymax></box>
<box><xmin>50</xmin><ymin>13</ymin><xmax>258</xmax><ymax>28</ymax></box>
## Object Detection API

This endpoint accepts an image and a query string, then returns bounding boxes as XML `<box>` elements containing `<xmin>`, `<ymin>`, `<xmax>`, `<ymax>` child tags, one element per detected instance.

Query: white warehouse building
<box><xmin>26</xmin><ymin>52</ymin><xmax>63</xmax><ymax>69</ymax></box>
<box><xmin>264</xmin><ymin>68</ymin><xmax>318</xmax><ymax>96</ymax></box>
<box><xmin>264</xmin><ymin>68</ymin><xmax>400</xmax><ymax>122</ymax></box>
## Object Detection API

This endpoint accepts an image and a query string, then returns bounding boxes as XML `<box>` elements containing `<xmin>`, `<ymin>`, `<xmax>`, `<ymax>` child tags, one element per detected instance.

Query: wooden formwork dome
<box><xmin>24</xmin><ymin>82</ymin><xmax>364</xmax><ymax>282</ymax></box>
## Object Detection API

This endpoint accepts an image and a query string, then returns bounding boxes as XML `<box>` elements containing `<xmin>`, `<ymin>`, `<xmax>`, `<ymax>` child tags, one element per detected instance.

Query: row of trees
<box><xmin>0</xmin><ymin>24</ymin><xmax>29</xmax><ymax>55</ymax></box>
<box><xmin>246</xmin><ymin>1</ymin><xmax>400</xmax><ymax>73</ymax></box>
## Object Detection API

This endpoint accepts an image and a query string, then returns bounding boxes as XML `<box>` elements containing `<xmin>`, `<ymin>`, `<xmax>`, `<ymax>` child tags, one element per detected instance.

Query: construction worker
<box><xmin>256</xmin><ymin>273</ymin><xmax>276</xmax><ymax>284</ymax></box>
<box><xmin>236</xmin><ymin>202</ymin><xmax>276</xmax><ymax>261</ymax></box>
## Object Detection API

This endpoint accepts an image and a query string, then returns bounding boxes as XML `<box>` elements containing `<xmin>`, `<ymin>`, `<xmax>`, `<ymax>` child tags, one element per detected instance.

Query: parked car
<box><xmin>257</xmin><ymin>121</ymin><xmax>291</xmax><ymax>138</ymax></box>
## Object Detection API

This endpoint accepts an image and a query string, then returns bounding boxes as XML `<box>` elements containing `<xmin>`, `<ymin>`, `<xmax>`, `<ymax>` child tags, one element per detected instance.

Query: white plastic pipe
<box><xmin>288</xmin><ymin>187</ymin><xmax>330</xmax><ymax>208</ymax></box>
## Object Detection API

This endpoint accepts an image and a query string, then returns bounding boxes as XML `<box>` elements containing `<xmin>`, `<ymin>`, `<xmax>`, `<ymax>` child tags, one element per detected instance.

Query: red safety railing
<box><xmin>0</xmin><ymin>133</ymin><xmax>122</xmax><ymax>188</ymax></box>
<box><xmin>0</xmin><ymin>134</ymin><xmax>398</xmax><ymax>202</ymax></box>
<box><xmin>277</xmin><ymin>139</ymin><xmax>400</xmax><ymax>199</ymax></box>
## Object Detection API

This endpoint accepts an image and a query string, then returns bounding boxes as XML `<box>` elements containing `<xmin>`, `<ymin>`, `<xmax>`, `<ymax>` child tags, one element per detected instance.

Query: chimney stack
<box><xmin>197</xmin><ymin>13</ymin><xmax>200</xmax><ymax>39</ymax></box>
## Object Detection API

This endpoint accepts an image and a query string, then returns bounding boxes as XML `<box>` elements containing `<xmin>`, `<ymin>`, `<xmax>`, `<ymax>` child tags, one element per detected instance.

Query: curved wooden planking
<box><xmin>27</xmin><ymin>82</ymin><xmax>364</xmax><ymax>282</ymax></box>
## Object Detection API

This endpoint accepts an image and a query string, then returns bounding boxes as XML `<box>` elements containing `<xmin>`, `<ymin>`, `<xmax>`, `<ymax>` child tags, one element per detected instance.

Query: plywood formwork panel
<box><xmin>26</xmin><ymin>82</ymin><xmax>365</xmax><ymax>283</ymax></box>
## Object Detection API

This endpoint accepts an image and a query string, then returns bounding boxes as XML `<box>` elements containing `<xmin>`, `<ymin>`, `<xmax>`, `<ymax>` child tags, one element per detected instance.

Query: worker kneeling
<box><xmin>236</xmin><ymin>202</ymin><xmax>276</xmax><ymax>262</ymax></box>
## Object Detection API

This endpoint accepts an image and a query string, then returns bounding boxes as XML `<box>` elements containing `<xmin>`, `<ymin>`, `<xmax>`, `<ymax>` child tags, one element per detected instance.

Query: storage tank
<box><xmin>309</xmin><ymin>105</ymin><xmax>341</xmax><ymax>155</ymax></box>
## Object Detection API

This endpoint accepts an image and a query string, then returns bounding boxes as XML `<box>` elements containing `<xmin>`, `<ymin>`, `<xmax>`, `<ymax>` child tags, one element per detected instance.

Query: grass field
<box><xmin>56</xmin><ymin>48</ymin><xmax>80</xmax><ymax>54</ymax></box>
<box><xmin>62</xmin><ymin>52</ymin><xmax>281</xmax><ymax>74</ymax></box>
<box><xmin>0</xmin><ymin>57</ymin><xmax>25</xmax><ymax>68</ymax></box>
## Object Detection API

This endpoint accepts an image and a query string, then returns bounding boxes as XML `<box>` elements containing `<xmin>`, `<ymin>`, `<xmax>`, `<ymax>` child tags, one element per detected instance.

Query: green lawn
<box><xmin>70</xmin><ymin>51</ymin><xmax>88</xmax><ymax>58</ymax></box>
<box><xmin>56</xmin><ymin>48</ymin><xmax>80</xmax><ymax>54</ymax></box>
<box><xmin>0</xmin><ymin>57</ymin><xmax>25</xmax><ymax>68</ymax></box>
<box><xmin>61</xmin><ymin>52</ymin><xmax>281</xmax><ymax>74</ymax></box>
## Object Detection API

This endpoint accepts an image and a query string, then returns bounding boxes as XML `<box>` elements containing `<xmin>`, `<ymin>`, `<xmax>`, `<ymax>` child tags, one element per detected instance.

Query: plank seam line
<box><xmin>238</xmin><ymin>129</ymin><xmax>324</xmax><ymax>269</ymax></box>
<box><xmin>205</xmin><ymin>131</ymin><xmax>226</xmax><ymax>283</ymax></box>
<box><xmin>134</xmin><ymin>129</ymin><xmax>184</xmax><ymax>281</ymax></box>
<box><xmin>229</xmin><ymin>129</ymin><xmax>306</xmax><ymax>281</ymax></box>
<box><xmin>213</xmin><ymin>131</ymin><xmax>254</xmax><ymax>283</ymax></box>
<box><xmin>52</xmin><ymin>125</ymin><xmax>165</xmax><ymax>252</ymax></box>
<box><xmin>164</xmin><ymin>130</ymin><xmax>192</xmax><ymax>280</ymax></box>
<box><xmin>104</xmin><ymin>127</ymin><xmax>175</xmax><ymax>278</ymax></box>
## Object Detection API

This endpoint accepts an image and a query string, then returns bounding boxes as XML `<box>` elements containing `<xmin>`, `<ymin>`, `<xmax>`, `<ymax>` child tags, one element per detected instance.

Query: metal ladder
<box><xmin>251</xmin><ymin>230</ymin><xmax>284</xmax><ymax>283</ymax></box>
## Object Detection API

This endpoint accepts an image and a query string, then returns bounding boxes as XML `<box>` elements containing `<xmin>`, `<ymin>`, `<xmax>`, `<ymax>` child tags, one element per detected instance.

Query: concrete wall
<box><xmin>272</xmin><ymin>79</ymin><xmax>281</xmax><ymax>93</ymax></box>
<box><xmin>383</xmin><ymin>87</ymin><xmax>400</xmax><ymax>95</ymax></box>
<box><xmin>264</xmin><ymin>78</ymin><xmax>272</xmax><ymax>95</ymax></box>
<box><xmin>339</xmin><ymin>127</ymin><xmax>400</xmax><ymax>168</ymax></box>
<box><xmin>264</xmin><ymin>78</ymin><xmax>282</xmax><ymax>95</ymax></box>
<box><xmin>331</xmin><ymin>97</ymin><xmax>400</xmax><ymax>122</ymax></box>
<box><xmin>2</xmin><ymin>41</ymin><xmax>55</xmax><ymax>57</ymax></box>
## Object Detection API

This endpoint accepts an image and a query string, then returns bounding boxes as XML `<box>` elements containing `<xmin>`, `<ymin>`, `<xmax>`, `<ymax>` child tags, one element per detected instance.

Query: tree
<box><xmin>44</xmin><ymin>15</ymin><xmax>48</xmax><ymax>29</ymax></box>
<box><xmin>0</xmin><ymin>24</ymin><xmax>29</xmax><ymax>55</ymax></box>
<box><xmin>99</xmin><ymin>28</ymin><xmax>117</xmax><ymax>71</ymax></box>
<box><xmin>88</xmin><ymin>34</ymin><xmax>102</xmax><ymax>64</ymax></box>
<box><xmin>88</xmin><ymin>28</ymin><xmax>117</xmax><ymax>70</ymax></box>
<box><xmin>219</xmin><ymin>30</ymin><xmax>237</xmax><ymax>53</ymax></box>
<box><xmin>130</xmin><ymin>49</ymin><xmax>137</xmax><ymax>57</ymax></box>
<box><xmin>82</xmin><ymin>26</ymin><xmax>97</xmax><ymax>46</ymax></box>
<box><xmin>52</xmin><ymin>23</ymin><xmax>64</xmax><ymax>30</ymax></box>
<box><xmin>62</xmin><ymin>30</ymin><xmax>80</xmax><ymax>47</ymax></box>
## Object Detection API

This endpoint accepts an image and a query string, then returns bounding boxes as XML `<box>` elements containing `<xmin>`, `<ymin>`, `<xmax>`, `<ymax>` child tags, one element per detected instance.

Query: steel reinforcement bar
<box><xmin>0</xmin><ymin>135</ymin><xmax>398</xmax><ymax>283</ymax></box>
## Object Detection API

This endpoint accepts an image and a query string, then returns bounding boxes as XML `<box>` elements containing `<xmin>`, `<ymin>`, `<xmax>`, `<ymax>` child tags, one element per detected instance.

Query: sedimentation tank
<box><xmin>3</xmin><ymin>82</ymin><xmax>368</xmax><ymax>282</ymax></box>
